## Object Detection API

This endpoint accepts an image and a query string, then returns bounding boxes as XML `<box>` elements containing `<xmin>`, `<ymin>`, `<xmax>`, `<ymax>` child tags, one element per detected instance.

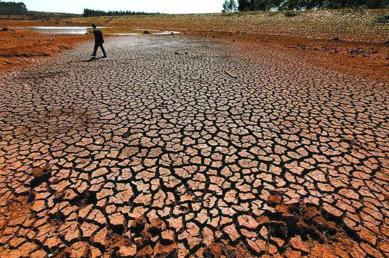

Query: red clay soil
<box><xmin>0</xmin><ymin>25</ymin><xmax>90</xmax><ymax>73</ymax></box>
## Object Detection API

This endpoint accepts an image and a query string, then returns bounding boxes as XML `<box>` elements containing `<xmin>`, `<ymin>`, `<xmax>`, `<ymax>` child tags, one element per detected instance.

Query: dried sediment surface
<box><xmin>0</xmin><ymin>36</ymin><xmax>387</xmax><ymax>257</ymax></box>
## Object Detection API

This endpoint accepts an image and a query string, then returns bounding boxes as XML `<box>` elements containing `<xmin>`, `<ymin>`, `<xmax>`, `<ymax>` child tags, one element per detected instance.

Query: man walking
<box><xmin>91</xmin><ymin>24</ymin><xmax>107</xmax><ymax>59</ymax></box>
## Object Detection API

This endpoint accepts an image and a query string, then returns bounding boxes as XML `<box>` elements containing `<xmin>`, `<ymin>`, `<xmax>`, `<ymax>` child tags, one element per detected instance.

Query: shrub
<box><xmin>375</xmin><ymin>14</ymin><xmax>389</xmax><ymax>23</ymax></box>
<box><xmin>284</xmin><ymin>10</ymin><xmax>299</xmax><ymax>17</ymax></box>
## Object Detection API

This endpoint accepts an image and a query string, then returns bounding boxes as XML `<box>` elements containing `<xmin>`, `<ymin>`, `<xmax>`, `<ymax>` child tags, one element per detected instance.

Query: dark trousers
<box><xmin>92</xmin><ymin>43</ymin><xmax>106</xmax><ymax>57</ymax></box>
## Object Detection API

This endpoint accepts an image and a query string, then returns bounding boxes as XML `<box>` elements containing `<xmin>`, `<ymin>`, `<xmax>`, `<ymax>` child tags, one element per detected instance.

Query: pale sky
<box><xmin>22</xmin><ymin>0</ymin><xmax>226</xmax><ymax>14</ymax></box>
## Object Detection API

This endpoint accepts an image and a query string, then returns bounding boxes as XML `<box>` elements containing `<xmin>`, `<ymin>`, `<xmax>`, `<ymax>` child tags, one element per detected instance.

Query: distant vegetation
<box><xmin>83</xmin><ymin>9</ymin><xmax>160</xmax><ymax>17</ymax></box>
<box><xmin>0</xmin><ymin>1</ymin><xmax>27</xmax><ymax>15</ymax></box>
<box><xmin>223</xmin><ymin>0</ymin><xmax>239</xmax><ymax>12</ymax></box>
<box><xmin>25</xmin><ymin>11</ymin><xmax>80</xmax><ymax>19</ymax></box>
<box><xmin>0</xmin><ymin>1</ymin><xmax>79</xmax><ymax>18</ymax></box>
<box><xmin>237</xmin><ymin>0</ymin><xmax>389</xmax><ymax>11</ymax></box>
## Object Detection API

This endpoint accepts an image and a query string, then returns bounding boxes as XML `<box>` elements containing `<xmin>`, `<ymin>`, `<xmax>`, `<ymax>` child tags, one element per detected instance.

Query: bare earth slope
<box><xmin>0</xmin><ymin>36</ymin><xmax>387</xmax><ymax>257</ymax></box>
<box><xmin>67</xmin><ymin>9</ymin><xmax>389</xmax><ymax>43</ymax></box>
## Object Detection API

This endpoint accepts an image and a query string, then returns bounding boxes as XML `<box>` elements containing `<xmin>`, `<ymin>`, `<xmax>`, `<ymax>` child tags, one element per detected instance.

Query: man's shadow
<box><xmin>84</xmin><ymin>57</ymin><xmax>105</xmax><ymax>62</ymax></box>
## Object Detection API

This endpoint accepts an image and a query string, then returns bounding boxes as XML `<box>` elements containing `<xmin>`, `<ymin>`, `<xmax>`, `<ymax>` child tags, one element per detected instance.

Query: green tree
<box><xmin>0</xmin><ymin>1</ymin><xmax>28</xmax><ymax>15</ymax></box>
<box><xmin>228</xmin><ymin>0</ymin><xmax>238</xmax><ymax>11</ymax></box>
<box><xmin>223</xmin><ymin>0</ymin><xmax>230</xmax><ymax>12</ymax></box>
<box><xmin>83</xmin><ymin>8</ymin><xmax>159</xmax><ymax>17</ymax></box>
<box><xmin>223</xmin><ymin>0</ymin><xmax>238</xmax><ymax>12</ymax></box>
<box><xmin>238</xmin><ymin>0</ymin><xmax>251</xmax><ymax>11</ymax></box>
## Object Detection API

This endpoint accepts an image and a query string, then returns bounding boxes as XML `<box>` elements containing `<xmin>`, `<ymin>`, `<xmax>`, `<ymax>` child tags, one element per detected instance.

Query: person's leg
<box><xmin>100</xmin><ymin>44</ymin><xmax>107</xmax><ymax>57</ymax></box>
<box><xmin>92</xmin><ymin>44</ymin><xmax>98</xmax><ymax>57</ymax></box>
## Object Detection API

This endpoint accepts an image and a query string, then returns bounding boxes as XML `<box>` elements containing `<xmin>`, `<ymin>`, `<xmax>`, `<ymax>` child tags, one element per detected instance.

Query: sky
<box><xmin>21</xmin><ymin>0</ymin><xmax>226</xmax><ymax>14</ymax></box>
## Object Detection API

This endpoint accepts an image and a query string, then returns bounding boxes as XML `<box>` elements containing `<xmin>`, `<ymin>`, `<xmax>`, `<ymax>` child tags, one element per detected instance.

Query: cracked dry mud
<box><xmin>0</xmin><ymin>36</ymin><xmax>388</xmax><ymax>258</ymax></box>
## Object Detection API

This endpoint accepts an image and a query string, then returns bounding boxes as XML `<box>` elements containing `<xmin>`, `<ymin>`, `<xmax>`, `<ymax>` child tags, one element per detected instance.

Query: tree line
<box><xmin>83</xmin><ymin>8</ymin><xmax>160</xmax><ymax>17</ymax></box>
<box><xmin>223</xmin><ymin>0</ymin><xmax>389</xmax><ymax>12</ymax></box>
<box><xmin>0</xmin><ymin>0</ymin><xmax>27</xmax><ymax>15</ymax></box>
